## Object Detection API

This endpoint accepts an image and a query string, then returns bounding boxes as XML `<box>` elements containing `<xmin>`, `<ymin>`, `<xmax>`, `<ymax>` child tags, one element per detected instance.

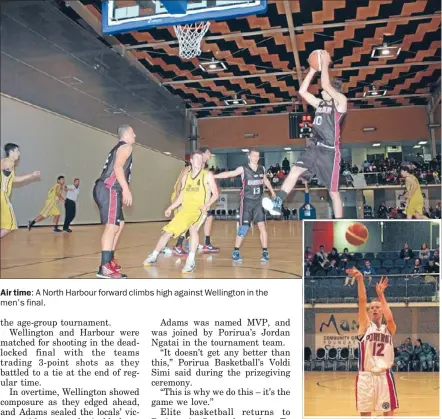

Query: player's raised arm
<box><xmin>376</xmin><ymin>276</ymin><xmax>397</xmax><ymax>335</ymax></box>
<box><xmin>214</xmin><ymin>166</ymin><xmax>244</xmax><ymax>179</ymax></box>
<box><xmin>347</xmin><ymin>267</ymin><xmax>370</xmax><ymax>336</ymax></box>
<box><xmin>320</xmin><ymin>51</ymin><xmax>347</xmax><ymax>113</ymax></box>
<box><xmin>299</xmin><ymin>68</ymin><xmax>322</xmax><ymax>109</ymax></box>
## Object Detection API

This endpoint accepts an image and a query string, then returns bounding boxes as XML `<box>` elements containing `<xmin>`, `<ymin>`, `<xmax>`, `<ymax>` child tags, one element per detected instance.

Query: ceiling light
<box><xmin>418</xmin><ymin>141</ymin><xmax>428</xmax><ymax>145</ymax></box>
<box><xmin>362</xmin><ymin>127</ymin><xmax>377</xmax><ymax>133</ymax></box>
<box><xmin>371</xmin><ymin>43</ymin><xmax>401</xmax><ymax>59</ymax></box>
<box><xmin>363</xmin><ymin>85</ymin><xmax>387</xmax><ymax>98</ymax></box>
<box><xmin>372</xmin><ymin>143</ymin><xmax>381</xmax><ymax>147</ymax></box>
<box><xmin>413</xmin><ymin>145</ymin><xmax>421</xmax><ymax>149</ymax></box>
<box><xmin>284</xmin><ymin>147</ymin><xmax>292</xmax><ymax>151</ymax></box>
<box><xmin>241</xmin><ymin>149</ymin><xmax>249</xmax><ymax>152</ymax></box>
<box><xmin>199</xmin><ymin>60</ymin><xmax>227</xmax><ymax>73</ymax></box>
<box><xmin>163</xmin><ymin>152</ymin><xmax>171</xmax><ymax>155</ymax></box>
<box><xmin>224</xmin><ymin>95</ymin><xmax>247</xmax><ymax>106</ymax></box>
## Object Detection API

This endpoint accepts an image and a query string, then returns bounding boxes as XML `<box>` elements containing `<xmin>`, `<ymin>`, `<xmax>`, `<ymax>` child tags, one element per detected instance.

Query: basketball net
<box><xmin>174</xmin><ymin>21</ymin><xmax>211</xmax><ymax>60</ymax></box>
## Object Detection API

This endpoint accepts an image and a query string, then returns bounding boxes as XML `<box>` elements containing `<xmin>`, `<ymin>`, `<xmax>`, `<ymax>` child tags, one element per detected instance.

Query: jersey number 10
<box><xmin>313</xmin><ymin>115</ymin><xmax>323</xmax><ymax>126</ymax></box>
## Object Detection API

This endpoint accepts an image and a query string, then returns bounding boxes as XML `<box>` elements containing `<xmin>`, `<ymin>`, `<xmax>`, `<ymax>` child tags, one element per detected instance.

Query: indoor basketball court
<box><xmin>0</xmin><ymin>221</ymin><xmax>301</xmax><ymax>278</ymax></box>
<box><xmin>304</xmin><ymin>371</ymin><xmax>440</xmax><ymax>417</ymax></box>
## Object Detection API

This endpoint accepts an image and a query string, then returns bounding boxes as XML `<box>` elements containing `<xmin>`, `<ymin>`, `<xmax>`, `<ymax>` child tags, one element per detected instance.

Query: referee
<box><xmin>63</xmin><ymin>178</ymin><xmax>80</xmax><ymax>232</ymax></box>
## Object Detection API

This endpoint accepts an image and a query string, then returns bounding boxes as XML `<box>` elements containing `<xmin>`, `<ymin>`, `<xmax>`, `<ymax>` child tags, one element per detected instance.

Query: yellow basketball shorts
<box><xmin>405</xmin><ymin>197</ymin><xmax>423</xmax><ymax>217</ymax></box>
<box><xmin>0</xmin><ymin>193</ymin><xmax>17</xmax><ymax>230</ymax></box>
<box><xmin>163</xmin><ymin>210</ymin><xmax>207</xmax><ymax>239</ymax></box>
<box><xmin>40</xmin><ymin>198</ymin><xmax>60</xmax><ymax>217</ymax></box>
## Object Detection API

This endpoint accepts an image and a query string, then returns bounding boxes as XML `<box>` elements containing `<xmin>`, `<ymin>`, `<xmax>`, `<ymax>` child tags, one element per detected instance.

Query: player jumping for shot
<box><xmin>263</xmin><ymin>50</ymin><xmax>347</xmax><ymax>219</ymax></box>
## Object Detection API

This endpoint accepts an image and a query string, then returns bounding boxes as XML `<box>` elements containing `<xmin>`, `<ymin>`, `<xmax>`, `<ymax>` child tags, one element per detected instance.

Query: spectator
<box><xmin>314</xmin><ymin>245</ymin><xmax>327</xmax><ymax>268</ymax></box>
<box><xmin>362</xmin><ymin>260</ymin><xmax>376</xmax><ymax>284</ymax></box>
<box><xmin>305</xmin><ymin>259</ymin><xmax>314</xmax><ymax>277</ymax></box>
<box><xmin>424</xmin><ymin>258</ymin><xmax>439</xmax><ymax>284</ymax></box>
<box><xmin>272</xmin><ymin>176</ymin><xmax>279</xmax><ymax>186</ymax></box>
<box><xmin>304</xmin><ymin>246</ymin><xmax>314</xmax><ymax>263</ymax></box>
<box><xmin>327</xmin><ymin>247</ymin><xmax>341</xmax><ymax>266</ymax></box>
<box><xmin>362</xmin><ymin>260</ymin><xmax>376</xmax><ymax>276</ymax></box>
<box><xmin>414</xmin><ymin>339</ymin><xmax>435</xmax><ymax>371</ymax></box>
<box><xmin>378</xmin><ymin>201</ymin><xmax>389</xmax><ymax>218</ymax></box>
<box><xmin>352</xmin><ymin>164</ymin><xmax>359</xmax><ymax>174</ymax></box>
<box><xmin>326</xmin><ymin>259</ymin><xmax>341</xmax><ymax>276</ymax></box>
<box><xmin>395</xmin><ymin>337</ymin><xmax>413</xmax><ymax>371</ymax></box>
<box><xmin>277</xmin><ymin>169</ymin><xmax>285</xmax><ymax>180</ymax></box>
<box><xmin>419</xmin><ymin>243</ymin><xmax>430</xmax><ymax>262</ymax></box>
<box><xmin>434</xmin><ymin>247</ymin><xmax>440</xmax><ymax>262</ymax></box>
<box><xmin>282</xmin><ymin>157</ymin><xmax>290</xmax><ymax>171</ymax></box>
<box><xmin>409</xmin><ymin>258</ymin><xmax>424</xmax><ymax>275</ymax></box>
<box><xmin>341</xmin><ymin>247</ymin><xmax>352</xmax><ymax>268</ymax></box>
<box><xmin>400</xmin><ymin>242</ymin><xmax>414</xmax><ymax>261</ymax></box>
<box><xmin>363</xmin><ymin>160</ymin><xmax>370</xmax><ymax>171</ymax></box>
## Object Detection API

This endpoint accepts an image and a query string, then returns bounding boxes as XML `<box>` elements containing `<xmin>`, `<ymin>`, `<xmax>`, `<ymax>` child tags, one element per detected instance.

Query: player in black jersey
<box><xmin>93</xmin><ymin>125</ymin><xmax>134</xmax><ymax>279</ymax></box>
<box><xmin>214</xmin><ymin>149</ymin><xmax>276</xmax><ymax>262</ymax></box>
<box><xmin>263</xmin><ymin>50</ymin><xmax>347</xmax><ymax>219</ymax></box>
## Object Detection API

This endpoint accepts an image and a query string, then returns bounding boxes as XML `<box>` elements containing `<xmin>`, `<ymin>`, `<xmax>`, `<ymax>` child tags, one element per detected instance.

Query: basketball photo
<box><xmin>1</xmin><ymin>0</ymin><xmax>441</xmax><ymax>279</ymax></box>
<box><xmin>303</xmin><ymin>220</ymin><xmax>440</xmax><ymax>417</ymax></box>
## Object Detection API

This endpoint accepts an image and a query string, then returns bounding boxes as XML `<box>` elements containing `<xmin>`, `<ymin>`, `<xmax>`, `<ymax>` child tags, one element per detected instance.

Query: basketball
<box><xmin>345</xmin><ymin>223</ymin><xmax>369</xmax><ymax>247</ymax></box>
<box><xmin>308</xmin><ymin>50</ymin><xmax>323</xmax><ymax>71</ymax></box>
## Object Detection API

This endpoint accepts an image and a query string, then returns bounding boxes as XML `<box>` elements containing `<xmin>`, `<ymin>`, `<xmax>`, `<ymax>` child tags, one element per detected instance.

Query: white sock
<box><xmin>187</xmin><ymin>252</ymin><xmax>196</xmax><ymax>263</ymax></box>
<box><xmin>152</xmin><ymin>250</ymin><xmax>159</xmax><ymax>258</ymax></box>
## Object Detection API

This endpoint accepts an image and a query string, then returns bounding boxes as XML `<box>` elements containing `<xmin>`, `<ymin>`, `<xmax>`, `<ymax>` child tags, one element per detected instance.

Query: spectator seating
<box><xmin>304</xmin><ymin>346</ymin><xmax>439</xmax><ymax>372</ymax></box>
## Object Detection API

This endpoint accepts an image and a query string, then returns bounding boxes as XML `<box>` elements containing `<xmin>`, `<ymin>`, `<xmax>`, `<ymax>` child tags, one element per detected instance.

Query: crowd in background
<box><xmin>304</xmin><ymin>242</ymin><xmax>440</xmax><ymax>278</ymax></box>
<box><xmin>209</xmin><ymin>154</ymin><xmax>441</xmax><ymax>188</ymax></box>
<box><xmin>395</xmin><ymin>337</ymin><xmax>437</xmax><ymax>372</ymax></box>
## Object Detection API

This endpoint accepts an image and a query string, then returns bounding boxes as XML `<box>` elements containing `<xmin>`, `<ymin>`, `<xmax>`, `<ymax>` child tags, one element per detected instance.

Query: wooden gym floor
<box><xmin>304</xmin><ymin>371</ymin><xmax>440</xmax><ymax>417</ymax></box>
<box><xmin>0</xmin><ymin>221</ymin><xmax>302</xmax><ymax>279</ymax></box>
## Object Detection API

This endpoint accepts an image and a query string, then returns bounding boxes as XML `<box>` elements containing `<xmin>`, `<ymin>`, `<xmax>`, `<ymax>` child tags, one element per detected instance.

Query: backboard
<box><xmin>102</xmin><ymin>0</ymin><xmax>268</xmax><ymax>35</ymax></box>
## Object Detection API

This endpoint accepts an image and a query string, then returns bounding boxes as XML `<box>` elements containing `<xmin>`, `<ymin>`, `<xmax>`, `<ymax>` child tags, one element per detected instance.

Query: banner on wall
<box><xmin>216</xmin><ymin>194</ymin><xmax>228</xmax><ymax>212</ymax></box>
<box><xmin>314</xmin><ymin>312</ymin><xmax>360</xmax><ymax>350</ymax></box>
<box><xmin>395</xmin><ymin>188</ymin><xmax>430</xmax><ymax>212</ymax></box>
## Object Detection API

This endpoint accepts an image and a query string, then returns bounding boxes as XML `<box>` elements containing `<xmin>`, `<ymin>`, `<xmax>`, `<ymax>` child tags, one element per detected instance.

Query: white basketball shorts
<box><xmin>356</xmin><ymin>370</ymin><xmax>399</xmax><ymax>413</ymax></box>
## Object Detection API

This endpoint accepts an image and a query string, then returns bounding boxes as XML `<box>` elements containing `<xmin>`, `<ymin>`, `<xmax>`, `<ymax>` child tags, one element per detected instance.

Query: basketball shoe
<box><xmin>143</xmin><ymin>254</ymin><xmax>158</xmax><ymax>266</ymax></box>
<box><xmin>261</xmin><ymin>250</ymin><xmax>270</xmax><ymax>262</ymax></box>
<box><xmin>182</xmin><ymin>261</ymin><xmax>195</xmax><ymax>273</ymax></box>
<box><xmin>173</xmin><ymin>245</ymin><xmax>188</xmax><ymax>255</ymax></box>
<box><xmin>262</xmin><ymin>196</ymin><xmax>282</xmax><ymax>216</ymax></box>
<box><xmin>232</xmin><ymin>250</ymin><xmax>243</xmax><ymax>262</ymax></box>
<box><xmin>202</xmin><ymin>244</ymin><xmax>220</xmax><ymax>253</ymax></box>
<box><xmin>109</xmin><ymin>258</ymin><xmax>121</xmax><ymax>272</ymax></box>
<box><xmin>97</xmin><ymin>263</ymin><xmax>127</xmax><ymax>279</ymax></box>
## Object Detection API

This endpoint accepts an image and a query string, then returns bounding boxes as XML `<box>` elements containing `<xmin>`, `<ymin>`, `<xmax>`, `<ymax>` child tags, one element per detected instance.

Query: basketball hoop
<box><xmin>173</xmin><ymin>21</ymin><xmax>211</xmax><ymax>59</ymax></box>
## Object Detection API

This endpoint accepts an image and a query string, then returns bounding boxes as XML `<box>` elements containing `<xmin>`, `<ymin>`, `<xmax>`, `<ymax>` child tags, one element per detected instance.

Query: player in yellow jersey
<box><xmin>144</xmin><ymin>151</ymin><xmax>219</xmax><ymax>273</ymax></box>
<box><xmin>400</xmin><ymin>163</ymin><xmax>428</xmax><ymax>219</ymax></box>
<box><xmin>170</xmin><ymin>147</ymin><xmax>220</xmax><ymax>255</ymax></box>
<box><xmin>28</xmin><ymin>175</ymin><xmax>66</xmax><ymax>232</ymax></box>
<box><xmin>1</xmin><ymin>143</ymin><xmax>40</xmax><ymax>239</ymax></box>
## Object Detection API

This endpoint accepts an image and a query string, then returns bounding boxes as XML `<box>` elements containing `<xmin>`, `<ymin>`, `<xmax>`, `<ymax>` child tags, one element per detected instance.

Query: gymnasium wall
<box><xmin>304</xmin><ymin>307</ymin><xmax>440</xmax><ymax>350</ymax></box>
<box><xmin>436</xmin><ymin>103</ymin><xmax>441</xmax><ymax>143</ymax></box>
<box><xmin>1</xmin><ymin>95</ymin><xmax>184</xmax><ymax>226</ymax></box>
<box><xmin>304</xmin><ymin>221</ymin><xmax>438</xmax><ymax>253</ymax></box>
<box><xmin>199</xmin><ymin>107</ymin><xmax>429</xmax><ymax>148</ymax></box>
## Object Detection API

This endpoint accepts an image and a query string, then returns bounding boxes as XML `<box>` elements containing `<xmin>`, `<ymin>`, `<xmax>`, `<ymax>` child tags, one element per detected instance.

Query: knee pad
<box><xmin>237</xmin><ymin>224</ymin><xmax>249</xmax><ymax>238</ymax></box>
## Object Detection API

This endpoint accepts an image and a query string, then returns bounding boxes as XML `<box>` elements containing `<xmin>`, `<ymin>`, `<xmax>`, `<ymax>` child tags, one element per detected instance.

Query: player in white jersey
<box><xmin>347</xmin><ymin>267</ymin><xmax>398</xmax><ymax>416</ymax></box>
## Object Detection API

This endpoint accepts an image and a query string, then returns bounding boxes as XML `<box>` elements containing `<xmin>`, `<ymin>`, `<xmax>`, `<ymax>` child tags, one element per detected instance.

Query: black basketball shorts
<box><xmin>295</xmin><ymin>143</ymin><xmax>341</xmax><ymax>193</ymax></box>
<box><xmin>239</xmin><ymin>198</ymin><xmax>265</xmax><ymax>226</ymax></box>
<box><xmin>93</xmin><ymin>181</ymin><xmax>124</xmax><ymax>226</ymax></box>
